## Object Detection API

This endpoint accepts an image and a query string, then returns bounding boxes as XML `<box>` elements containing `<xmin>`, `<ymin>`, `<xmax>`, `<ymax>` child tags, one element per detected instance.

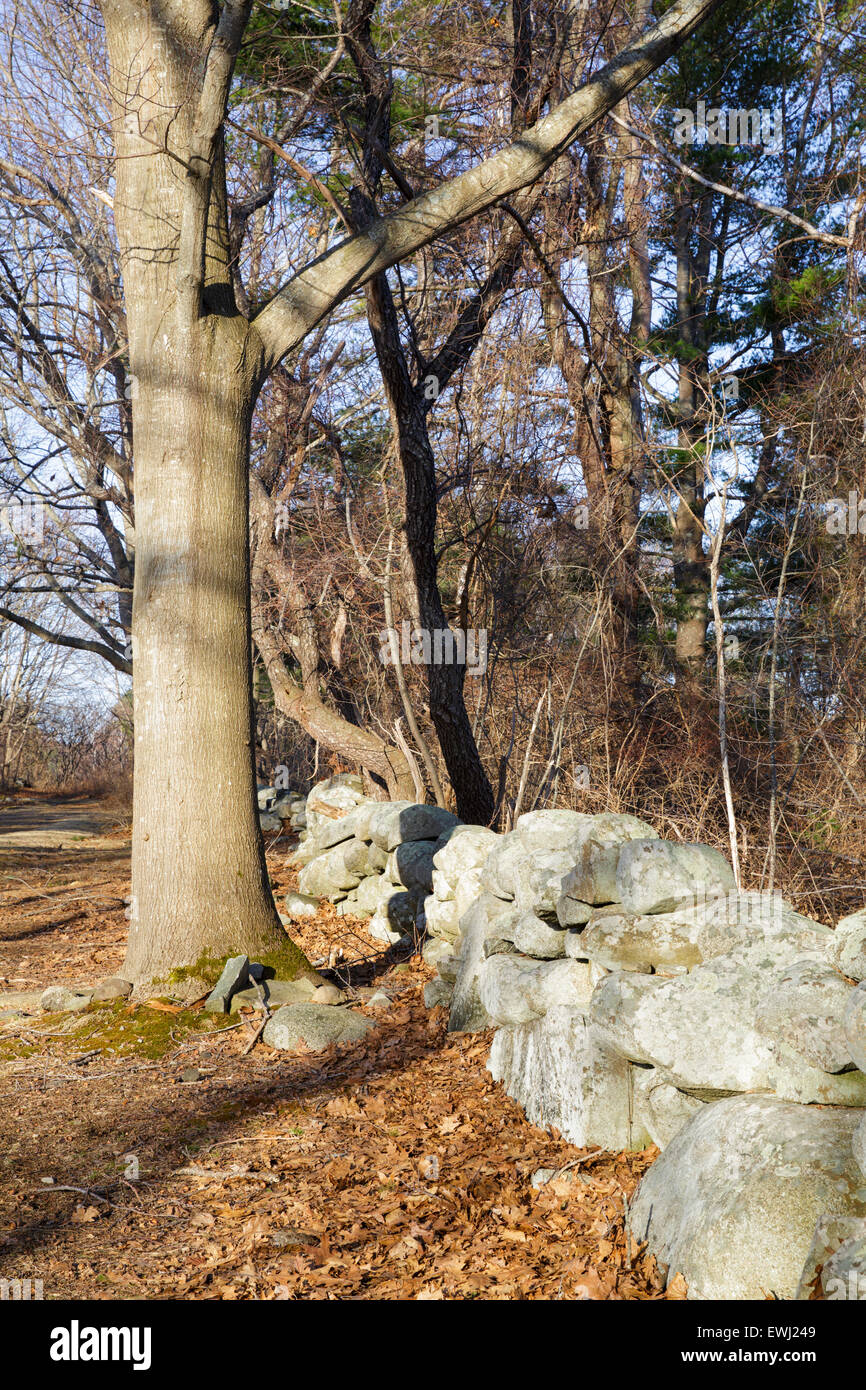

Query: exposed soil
<box><xmin>0</xmin><ymin>793</ymin><xmax>675</xmax><ymax>1301</ymax></box>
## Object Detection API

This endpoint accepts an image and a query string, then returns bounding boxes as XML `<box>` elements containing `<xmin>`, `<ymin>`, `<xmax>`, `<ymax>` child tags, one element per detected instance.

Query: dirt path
<box><xmin>0</xmin><ymin>795</ymin><xmax>119</xmax><ymax>849</ymax></box>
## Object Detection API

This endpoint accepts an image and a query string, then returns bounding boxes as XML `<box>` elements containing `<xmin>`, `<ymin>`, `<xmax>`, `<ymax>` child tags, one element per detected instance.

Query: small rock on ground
<box><xmin>91</xmin><ymin>977</ymin><xmax>133</xmax><ymax>1002</ymax></box>
<box><xmin>40</xmin><ymin>985</ymin><xmax>93</xmax><ymax>1013</ymax></box>
<box><xmin>311</xmin><ymin>984</ymin><xmax>344</xmax><ymax>1005</ymax></box>
<box><xmin>0</xmin><ymin>990</ymin><xmax>43</xmax><ymax>1014</ymax></box>
<box><xmin>262</xmin><ymin>1002</ymin><xmax>375</xmax><ymax>1053</ymax></box>
<box><xmin>229</xmin><ymin>979</ymin><xmax>316</xmax><ymax>1012</ymax></box>
<box><xmin>204</xmin><ymin>955</ymin><xmax>250</xmax><ymax>1014</ymax></box>
<box><xmin>284</xmin><ymin>891</ymin><xmax>321</xmax><ymax>920</ymax></box>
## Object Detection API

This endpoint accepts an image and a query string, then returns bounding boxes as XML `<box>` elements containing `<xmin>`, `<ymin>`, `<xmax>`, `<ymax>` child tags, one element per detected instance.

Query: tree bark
<box><xmin>124</xmin><ymin>324</ymin><xmax>308</xmax><ymax>983</ymax></box>
<box><xmin>363</xmin><ymin>270</ymin><xmax>497</xmax><ymax>824</ymax></box>
<box><xmin>101</xmin><ymin>0</ymin><xmax>311</xmax><ymax>983</ymax></box>
<box><xmin>672</xmin><ymin>190</ymin><xmax>711</xmax><ymax>681</ymax></box>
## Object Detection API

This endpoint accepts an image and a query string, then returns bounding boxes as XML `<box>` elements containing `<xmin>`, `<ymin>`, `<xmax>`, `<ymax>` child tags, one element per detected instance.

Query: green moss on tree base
<box><xmin>160</xmin><ymin>931</ymin><xmax>318</xmax><ymax>991</ymax></box>
<box><xmin>256</xmin><ymin>937</ymin><xmax>320</xmax><ymax>983</ymax></box>
<box><xmin>166</xmin><ymin>952</ymin><xmax>232</xmax><ymax>989</ymax></box>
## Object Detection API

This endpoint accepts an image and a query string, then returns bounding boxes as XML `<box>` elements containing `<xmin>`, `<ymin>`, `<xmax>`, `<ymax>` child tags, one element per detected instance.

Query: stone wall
<box><xmin>275</xmin><ymin>775</ymin><xmax>459</xmax><ymax>944</ymax></box>
<box><xmin>276</xmin><ymin>783</ymin><xmax>866</xmax><ymax>1300</ymax></box>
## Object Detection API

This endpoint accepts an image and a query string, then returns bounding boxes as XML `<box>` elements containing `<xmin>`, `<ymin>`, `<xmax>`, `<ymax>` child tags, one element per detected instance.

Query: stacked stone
<box><xmin>257</xmin><ymin>781</ymin><xmax>307</xmax><ymax>833</ymax></box>
<box><xmin>424</xmin><ymin>809</ymin><xmax>657</xmax><ymax>1023</ymax></box>
<box><xmin>419</xmin><ymin>825</ymin><xmax>499</xmax><ymax>1005</ymax></box>
<box><xmin>419</xmin><ymin>808</ymin><xmax>866</xmax><ymax>1300</ymax></box>
<box><xmin>283</xmin><ymin>777</ymin><xmax>460</xmax><ymax>945</ymax></box>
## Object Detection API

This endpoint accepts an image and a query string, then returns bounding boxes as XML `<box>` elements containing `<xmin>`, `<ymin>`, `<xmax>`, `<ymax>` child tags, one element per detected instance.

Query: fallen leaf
<box><xmin>71</xmin><ymin>1204</ymin><xmax>101</xmax><ymax>1223</ymax></box>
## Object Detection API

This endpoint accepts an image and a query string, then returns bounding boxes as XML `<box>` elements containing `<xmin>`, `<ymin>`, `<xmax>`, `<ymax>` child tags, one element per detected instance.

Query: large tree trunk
<box><xmin>344</xmin><ymin>0</ymin><xmax>497</xmax><ymax>825</ymax></box>
<box><xmin>102</xmin><ymin>1</ymin><xmax>310</xmax><ymax>984</ymax></box>
<box><xmin>125</xmin><ymin>322</ymin><xmax>309</xmax><ymax>983</ymax></box>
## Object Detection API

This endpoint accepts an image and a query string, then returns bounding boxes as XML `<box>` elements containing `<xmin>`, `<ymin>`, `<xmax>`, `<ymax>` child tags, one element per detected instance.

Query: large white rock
<box><xmin>631</xmin><ymin>1095</ymin><xmax>866</xmax><ymax>1299</ymax></box>
<box><xmin>263</xmin><ymin>1002</ymin><xmax>374</xmax><ymax>1052</ymax></box>
<box><xmin>286</xmin><ymin>835</ymin><xmax>328</xmax><ymax>869</ymax></box>
<box><xmin>488</xmin><ymin>1006</ymin><xmax>651</xmax><ymax>1150</ymax></box>
<box><xmin>590</xmin><ymin>946</ymin><xmax>866</xmax><ymax>1103</ymax></box>
<box><xmin>353</xmin><ymin>872</ymin><xmax>387</xmax><ymax>915</ymax></box>
<box><xmin>845</xmin><ymin>983</ymin><xmax>866</xmax><ymax>1072</ymax></box>
<box><xmin>448</xmin><ymin>894</ymin><xmax>521</xmax><ymax>1032</ymax></box>
<box><xmin>452</xmin><ymin>868</ymin><xmax>488</xmax><ymax>921</ymax></box>
<box><xmin>305</xmin><ymin>775</ymin><xmax>367</xmax><ymax>836</ymax></box>
<box><xmin>303</xmin><ymin>800</ymin><xmax>377</xmax><ymax>854</ymax></box>
<box><xmin>512</xmin><ymin>848</ymin><xmax>580</xmax><ymax>918</ymax></box>
<box><xmin>754</xmin><ymin>960</ymin><xmax>857</xmax><ymax>1073</ymax></box>
<box><xmin>694</xmin><ymin>891</ymin><xmax>832</xmax><ymax>961</ymax></box>
<box><xmin>485</xmin><ymin>813</ymin><xmax>653</xmax><ymax>909</ymax></box>
<box><xmin>512</xmin><ymin>910</ymin><xmax>568</xmax><ymax>958</ymax></box>
<box><xmin>283</xmin><ymin>890</ymin><xmax>321</xmax><ymax>920</ymax></box>
<box><xmin>478</xmin><ymin>955</ymin><xmax>594</xmax><ymax>1026</ymax></box>
<box><xmin>368</xmin><ymin>802</ymin><xmax>460</xmax><ymax>851</ymax></box>
<box><xmin>512</xmin><ymin>809</ymin><xmax>595</xmax><ymax>850</ymax></box>
<box><xmin>432</xmin><ymin>825</ymin><xmax>499</xmax><ymax>885</ymax></box>
<box><xmin>577</xmin><ymin>906</ymin><xmax>704</xmax><ymax>973</ymax></box>
<box><xmin>480</xmin><ymin>834</ymin><xmax>532</xmax><ymax>899</ymax></box>
<box><xmin>833</xmin><ymin>908</ymin><xmax>866</xmax><ymax>982</ymax></box>
<box><xmin>423</xmin><ymin>895</ymin><xmax>462</xmax><ymax>943</ymax></box>
<box><xmin>616</xmin><ymin>839</ymin><xmax>735</xmax><ymax>915</ymax></box>
<box><xmin>560</xmin><ymin>813</ymin><xmax>658</xmax><ymax>905</ymax></box>
<box><xmin>297</xmin><ymin>841</ymin><xmax>363</xmax><ymax>897</ymax></box>
<box><xmin>342</xmin><ymin>836</ymin><xmax>384</xmax><ymax>879</ymax></box>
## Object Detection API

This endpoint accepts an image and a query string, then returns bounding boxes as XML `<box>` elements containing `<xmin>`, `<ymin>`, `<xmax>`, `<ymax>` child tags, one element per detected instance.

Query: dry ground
<box><xmin>0</xmin><ymin>792</ymin><xmax>675</xmax><ymax>1301</ymax></box>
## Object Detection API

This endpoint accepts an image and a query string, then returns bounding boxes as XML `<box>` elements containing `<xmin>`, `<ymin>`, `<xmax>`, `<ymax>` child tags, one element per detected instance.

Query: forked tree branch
<box><xmin>251</xmin><ymin>0</ymin><xmax>731</xmax><ymax>371</ymax></box>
